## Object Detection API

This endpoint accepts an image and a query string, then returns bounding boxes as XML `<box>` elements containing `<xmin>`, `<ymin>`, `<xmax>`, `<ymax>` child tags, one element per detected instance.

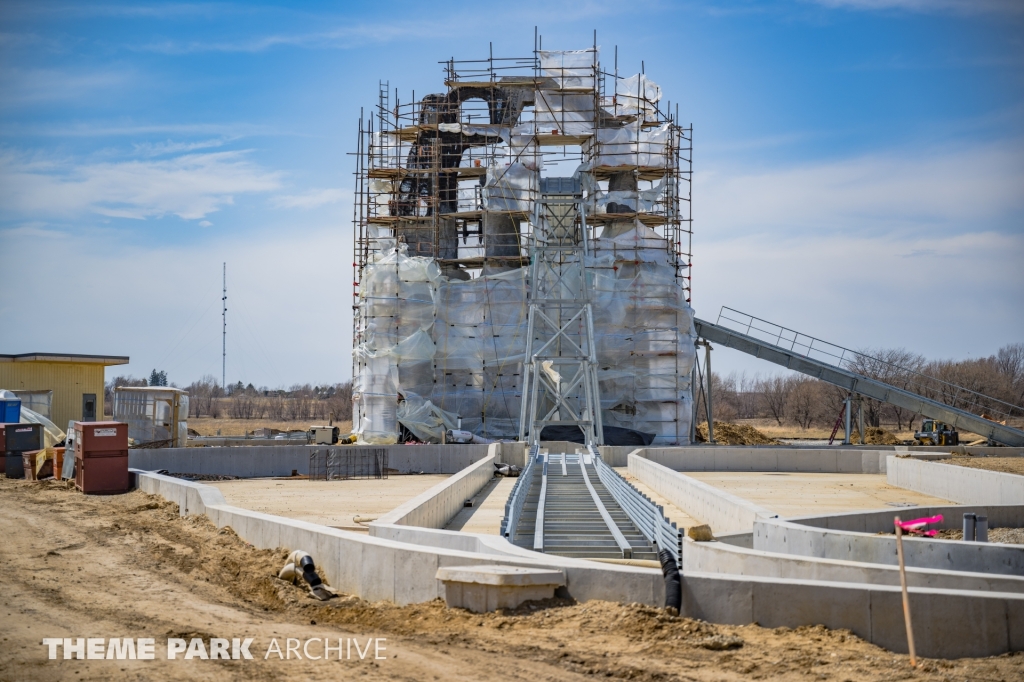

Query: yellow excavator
<box><xmin>914</xmin><ymin>419</ymin><xmax>959</xmax><ymax>446</ymax></box>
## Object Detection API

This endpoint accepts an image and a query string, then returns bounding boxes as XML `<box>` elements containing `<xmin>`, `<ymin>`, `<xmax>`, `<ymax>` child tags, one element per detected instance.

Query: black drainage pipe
<box><xmin>659</xmin><ymin>549</ymin><xmax>682</xmax><ymax>615</ymax></box>
<box><xmin>299</xmin><ymin>554</ymin><xmax>322</xmax><ymax>587</ymax></box>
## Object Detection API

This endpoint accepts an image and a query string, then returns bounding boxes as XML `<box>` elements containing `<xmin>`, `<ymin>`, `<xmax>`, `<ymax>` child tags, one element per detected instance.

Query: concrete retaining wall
<box><xmin>638</xmin><ymin>446</ymin><xmax>891</xmax><ymax>474</ymax></box>
<box><xmin>132</xmin><ymin>470</ymin><xmax>1024</xmax><ymax>658</ymax></box>
<box><xmin>374</xmin><ymin>449</ymin><xmax>497</xmax><ymax>529</ymax></box>
<box><xmin>680</xmin><ymin>573</ymin><xmax>1024</xmax><ymax>659</ymax></box>
<box><xmin>683</xmin><ymin>536</ymin><xmax>1024</xmax><ymax>593</ymax></box>
<box><xmin>129</xmin><ymin>444</ymin><xmax>492</xmax><ymax>477</ymax></box>
<box><xmin>628</xmin><ymin>453</ymin><xmax>776</xmax><ymax>534</ymax></box>
<box><xmin>754</xmin><ymin>509</ymin><xmax>1024</xmax><ymax>576</ymax></box>
<box><xmin>887</xmin><ymin>456</ymin><xmax>1024</xmax><ymax>505</ymax></box>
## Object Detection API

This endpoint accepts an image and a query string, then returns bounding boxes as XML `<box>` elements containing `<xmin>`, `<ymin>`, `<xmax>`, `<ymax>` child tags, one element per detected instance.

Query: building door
<box><xmin>82</xmin><ymin>393</ymin><xmax>97</xmax><ymax>422</ymax></box>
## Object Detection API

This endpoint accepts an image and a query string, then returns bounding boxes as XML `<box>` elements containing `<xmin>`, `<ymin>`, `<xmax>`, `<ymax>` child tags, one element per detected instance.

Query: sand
<box><xmin>4</xmin><ymin>477</ymin><xmax>1022</xmax><ymax>681</ymax></box>
<box><xmin>210</xmin><ymin>475</ymin><xmax>450</xmax><ymax>530</ymax></box>
<box><xmin>942</xmin><ymin>455</ymin><xmax>1024</xmax><ymax>477</ymax></box>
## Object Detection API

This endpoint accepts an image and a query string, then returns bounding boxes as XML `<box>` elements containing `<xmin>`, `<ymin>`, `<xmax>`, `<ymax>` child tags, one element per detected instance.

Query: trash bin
<box><xmin>4</xmin><ymin>423</ymin><xmax>42</xmax><ymax>479</ymax></box>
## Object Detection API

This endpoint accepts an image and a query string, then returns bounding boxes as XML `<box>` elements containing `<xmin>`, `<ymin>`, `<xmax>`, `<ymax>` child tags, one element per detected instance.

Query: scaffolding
<box><xmin>352</xmin><ymin>35</ymin><xmax>695</xmax><ymax>445</ymax></box>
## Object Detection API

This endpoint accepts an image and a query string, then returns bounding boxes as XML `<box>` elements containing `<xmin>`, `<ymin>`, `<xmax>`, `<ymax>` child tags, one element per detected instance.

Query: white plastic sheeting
<box><xmin>533</xmin><ymin>91</ymin><xmax>595</xmax><ymax>137</ymax></box>
<box><xmin>353</xmin><ymin>240</ymin><xmax>442</xmax><ymax>444</ymax></box>
<box><xmin>614</xmin><ymin>74</ymin><xmax>662</xmax><ymax>119</ymax></box>
<box><xmin>587</xmin><ymin>123</ymin><xmax>671</xmax><ymax>168</ymax></box>
<box><xmin>396</xmin><ymin>392</ymin><xmax>458</xmax><ymax>443</ymax></box>
<box><xmin>483</xmin><ymin>163</ymin><xmax>537</xmax><ymax>213</ymax></box>
<box><xmin>355</xmin><ymin>232</ymin><xmax>696</xmax><ymax>444</ymax></box>
<box><xmin>538</xmin><ymin>49</ymin><xmax>598</xmax><ymax>90</ymax></box>
<box><xmin>583</xmin><ymin>177</ymin><xmax>665</xmax><ymax>215</ymax></box>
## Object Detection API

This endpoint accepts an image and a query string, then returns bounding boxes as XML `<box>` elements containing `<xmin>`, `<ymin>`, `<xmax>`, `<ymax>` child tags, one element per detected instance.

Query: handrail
<box><xmin>590</xmin><ymin>445</ymin><xmax>683</xmax><ymax>563</ymax></box>
<box><xmin>715</xmin><ymin>306</ymin><xmax>1024</xmax><ymax>420</ymax></box>
<box><xmin>534</xmin><ymin>455</ymin><xmax>549</xmax><ymax>551</ymax></box>
<box><xmin>501</xmin><ymin>443</ymin><xmax>539</xmax><ymax>541</ymax></box>
<box><xmin>579</xmin><ymin>453</ymin><xmax>633</xmax><ymax>559</ymax></box>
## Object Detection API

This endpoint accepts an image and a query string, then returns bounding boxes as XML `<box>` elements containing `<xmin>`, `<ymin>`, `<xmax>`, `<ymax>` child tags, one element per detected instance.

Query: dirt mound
<box><xmin>694</xmin><ymin>421</ymin><xmax>781</xmax><ymax>445</ymax></box>
<box><xmin>850</xmin><ymin>426</ymin><xmax>902</xmax><ymax>445</ymax></box>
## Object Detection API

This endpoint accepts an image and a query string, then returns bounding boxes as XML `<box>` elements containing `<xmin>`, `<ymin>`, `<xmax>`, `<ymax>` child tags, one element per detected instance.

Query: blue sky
<box><xmin>1</xmin><ymin>0</ymin><xmax>1022</xmax><ymax>388</ymax></box>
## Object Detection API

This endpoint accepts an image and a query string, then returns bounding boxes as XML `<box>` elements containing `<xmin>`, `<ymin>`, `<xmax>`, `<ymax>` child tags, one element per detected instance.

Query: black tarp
<box><xmin>538</xmin><ymin>425</ymin><xmax>656</xmax><ymax>446</ymax></box>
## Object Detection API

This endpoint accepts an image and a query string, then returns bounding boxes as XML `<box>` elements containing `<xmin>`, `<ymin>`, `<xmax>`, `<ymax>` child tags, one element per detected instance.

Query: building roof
<box><xmin>0</xmin><ymin>353</ymin><xmax>130</xmax><ymax>366</ymax></box>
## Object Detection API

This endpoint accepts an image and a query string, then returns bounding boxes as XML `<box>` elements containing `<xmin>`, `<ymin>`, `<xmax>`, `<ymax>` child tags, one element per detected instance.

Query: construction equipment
<box><xmin>913</xmin><ymin>419</ymin><xmax>959</xmax><ymax>446</ymax></box>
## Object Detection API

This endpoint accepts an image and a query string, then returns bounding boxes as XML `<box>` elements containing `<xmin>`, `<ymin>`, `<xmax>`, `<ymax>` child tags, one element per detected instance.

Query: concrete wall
<box><xmin>133</xmin><ymin>469</ymin><xmax>664</xmax><ymax>607</ymax></box>
<box><xmin>754</xmin><ymin>512</ymin><xmax>1024</xmax><ymax>576</ymax></box>
<box><xmin>129</xmin><ymin>443</ymin><xmax>492</xmax><ymax>478</ymax></box>
<box><xmin>682</xmin><ymin>536</ymin><xmax>1024</xmax><ymax>593</ymax></box>
<box><xmin>373</xmin><ymin>450</ymin><xmax>496</xmax><ymax>529</ymax></box>
<box><xmin>637</xmin><ymin>446</ymin><xmax>891</xmax><ymax>474</ymax></box>
<box><xmin>680</xmin><ymin>573</ymin><xmax>1024</xmax><ymax>660</ymax></box>
<box><xmin>132</xmin><ymin>469</ymin><xmax>1024</xmax><ymax>659</ymax></box>
<box><xmin>887</xmin><ymin>456</ymin><xmax>1024</xmax><ymax>505</ymax></box>
<box><xmin>628</xmin><ymin>453</ymin><xmax>776</xmax><ymax>535</ymax></box>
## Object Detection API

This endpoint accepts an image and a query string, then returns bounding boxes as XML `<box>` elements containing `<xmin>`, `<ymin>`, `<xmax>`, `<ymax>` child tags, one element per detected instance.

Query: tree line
<box><xmin>105</xmin><ymin>373</ymin><xmax>353</xmax><ymax>423</ymax></box>
<box><xmin>695</xmin><ymin>343</ymin><xmax>1024</xmax><ymax>432</ymax></box>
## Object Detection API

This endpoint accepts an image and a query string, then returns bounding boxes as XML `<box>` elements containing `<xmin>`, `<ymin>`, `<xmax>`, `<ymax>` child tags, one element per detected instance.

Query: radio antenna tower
<box><xmin>222</xmin><ymin>262</ymin><xmax>227</xmax><ymax>388</ymax></box>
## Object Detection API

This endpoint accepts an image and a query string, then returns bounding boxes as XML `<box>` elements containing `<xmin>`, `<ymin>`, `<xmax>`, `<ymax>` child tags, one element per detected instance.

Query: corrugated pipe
<box><xmin>659</xmin><ymin>548</ymin><xmax>681</xmax><ymax>615</ymax></box>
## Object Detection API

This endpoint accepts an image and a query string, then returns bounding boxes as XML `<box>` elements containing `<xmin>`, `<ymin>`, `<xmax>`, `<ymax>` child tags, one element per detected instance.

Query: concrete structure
<box><xmin>436</xmin><ymin>565</ymin><xmax>565</xmax><ymax>612</ymax></box>
<box><xmin>0</xmin><ymin>352</ymin><xmax>128</xmax><ymax>427</ymax></box>
<box><xmin>888</xmin><ymin>456</ymin><xmax>1024</xmax><ymax>505</ymax></box>
<box><xmin>129</xmin><ymin>443</ymin><xmax>492</xmax><ymax>477</ymax></box>
<box><xmin>133</xmin><ymin>468</ymin><xmax>1024</xmax><ymax>658</ymax></box>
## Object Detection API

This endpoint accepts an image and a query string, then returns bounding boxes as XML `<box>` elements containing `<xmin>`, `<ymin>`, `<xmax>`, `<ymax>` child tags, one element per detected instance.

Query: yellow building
<box><xmin>0</xmin><ymin>353</ymin><xmax>129</xmax><ymax>429</ymax></box>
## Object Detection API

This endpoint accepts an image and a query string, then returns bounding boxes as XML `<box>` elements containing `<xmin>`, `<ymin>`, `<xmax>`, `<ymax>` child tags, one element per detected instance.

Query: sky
<box><xmin>1</xmin><ymin>0</ymin><xmax>1022</xmax><ymax>389</ymax></box>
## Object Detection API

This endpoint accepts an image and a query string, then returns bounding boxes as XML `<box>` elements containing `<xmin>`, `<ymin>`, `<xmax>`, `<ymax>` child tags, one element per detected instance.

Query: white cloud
<box><xmin>198</xmin><ymin>220</ymin><xmax>213</xmax><ymax>227</ymax></box>
<box><xmin>0</xmin><ymin>225</ymin><xmax>356</xmax><ymax>387</ymax></box>
<box><xmin>0</xmin><ymin>149</ymin><xmax>282</xmax><ymax>221</ymax></box>
<box><xmin>270</xmin><ymin>188</ymin><xmax>348</xmax><ymax>209</ymax></box>
<box><xmin>698</xmin><ymin>141</ymin><xmax>1024</xmax><ymax>237</ymax></box>
<box><xmin>697</xmin><ymin>229</ymin><xmax>1024</xmax><ymax>377</ymax></box>
<box><xmin>0</xmin><ymin>66</ymin><xmax>133</xmax><ymax>107</ymax></box>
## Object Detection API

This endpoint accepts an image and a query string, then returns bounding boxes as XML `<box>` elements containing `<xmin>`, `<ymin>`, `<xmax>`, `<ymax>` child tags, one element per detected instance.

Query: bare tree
<box><xmin>756</xmin><ymin>375</ymin><xmax>792</xmax><ymax>426</ymax></box>
<box><xmin>787</xmin><ymin>378</ymin><xmax>823</xmax><ymax>429</ymax></box>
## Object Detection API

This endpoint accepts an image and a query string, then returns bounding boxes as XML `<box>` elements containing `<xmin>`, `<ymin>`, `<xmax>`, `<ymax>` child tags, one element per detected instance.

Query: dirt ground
<box><xmin>942</xmin><ymin>455</ymin><xmax>1024</xmax><ymax>476</ymax></box>
<box><xmin>878</xmin><ymin>527</ymin><xmax>1024</xmax><ymax>545</ymax></box>
<box><xmin>187</xmin><ymin>418</ymin><xmax>354</xmax><ymax>437</ymax></box>
<box><xmin>2</xmin><ymin>478</ymin><xmax>1022</xmax><ymax>682</ymax></box>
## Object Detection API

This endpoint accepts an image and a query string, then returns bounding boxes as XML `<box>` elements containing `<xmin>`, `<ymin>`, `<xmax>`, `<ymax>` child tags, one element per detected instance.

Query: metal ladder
<box><xmin>518</xmin><ymin>177</ymin><xmax>604</xmax><ymax>448</ymax></box>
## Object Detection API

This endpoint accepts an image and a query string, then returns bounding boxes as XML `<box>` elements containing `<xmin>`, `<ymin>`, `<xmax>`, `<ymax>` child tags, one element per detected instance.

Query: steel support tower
<box><xmin>519</xmin><ymin>178</ymin><xmax>604</xmax><ymax>447</ymax></box>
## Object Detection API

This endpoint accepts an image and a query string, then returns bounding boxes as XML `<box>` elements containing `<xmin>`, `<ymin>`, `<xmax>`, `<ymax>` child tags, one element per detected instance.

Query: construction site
<box><xmin>3</xmin><ymin>37</ymin><xmax>1024</xmax><ymax>682</ymax></box>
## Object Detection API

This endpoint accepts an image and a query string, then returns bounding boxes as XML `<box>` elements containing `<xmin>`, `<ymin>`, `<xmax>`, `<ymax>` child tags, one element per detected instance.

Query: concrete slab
<box><xmin>210</xmin><ymin>476</ymin><xmax>450</xmax><ymax>529</ymax></box>
<box><xmin>685</xmin><ymin>472</ymin><xmax>952</xmax><ymax>518</ymax></box>
<box><xmin>445</xmin><ymin>476</ymin><xmax>518</xmax><ymax>534</ymax></box>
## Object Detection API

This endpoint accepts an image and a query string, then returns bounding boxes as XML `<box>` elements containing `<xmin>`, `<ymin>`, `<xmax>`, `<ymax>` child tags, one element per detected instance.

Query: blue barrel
<box><xmin>0</xmin><ymin>399</ymin><xmax>21</xmax><ymax>423</ymax></box>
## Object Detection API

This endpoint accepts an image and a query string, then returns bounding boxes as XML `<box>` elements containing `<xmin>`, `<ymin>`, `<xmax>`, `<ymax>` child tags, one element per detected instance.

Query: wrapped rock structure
<box><xmin>352</xmin><ymin>43</ymin><xmax>696</xmax><ymax>445</ymax></box>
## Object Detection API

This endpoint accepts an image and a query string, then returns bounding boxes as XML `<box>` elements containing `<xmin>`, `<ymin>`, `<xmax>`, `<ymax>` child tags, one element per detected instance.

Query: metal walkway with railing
<box><xmin>694</xmin><ymin>308</ymin><xmax>1024</xmax><ymax>446</ymax></box>
<box><xmin>501</xmin><ymin>448</ymin><xmax>663</xmax><ymax>560</ymax></box>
